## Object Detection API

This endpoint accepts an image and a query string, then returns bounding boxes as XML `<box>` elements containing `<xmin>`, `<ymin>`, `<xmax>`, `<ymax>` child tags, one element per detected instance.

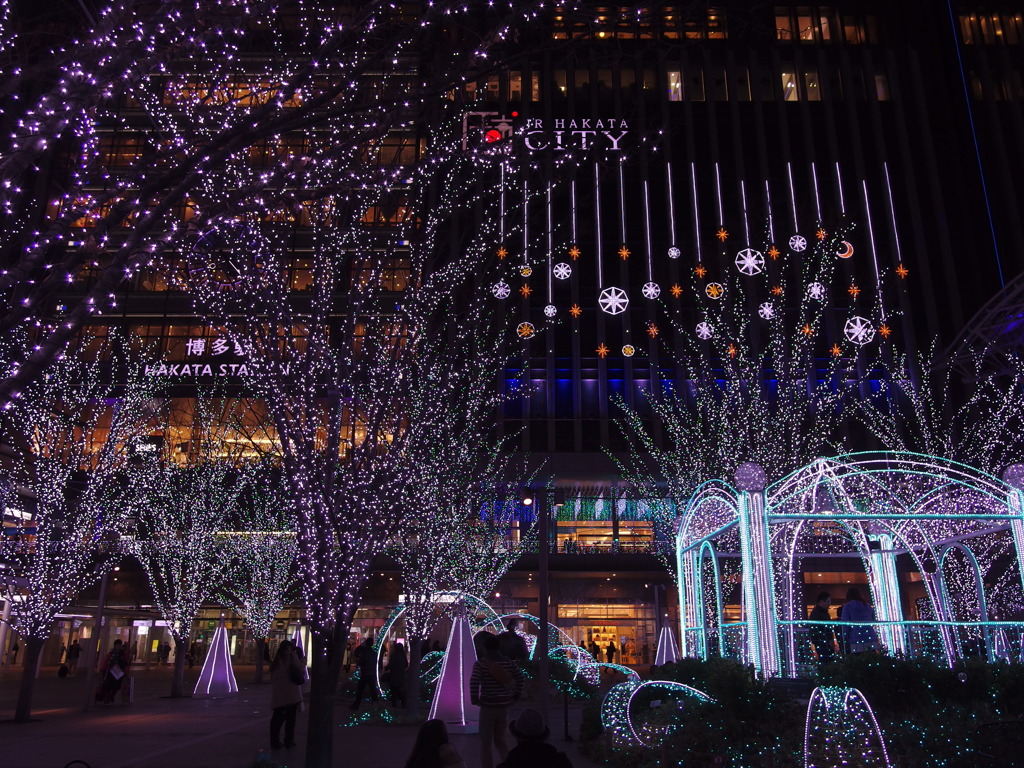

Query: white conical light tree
<box><xmin>654</xmin><ymin>625</ymin><xmax>680</xmax><ymax>666</ymax></box>
<box><xmin>428</xmin><ymin>602</ymin><xmax>478</xmax><ymax>734</ymax></box>
<box><xmin>193</xmin><ymin>619</ymin><xmax>238</xmax><ymax>698</ymax></box>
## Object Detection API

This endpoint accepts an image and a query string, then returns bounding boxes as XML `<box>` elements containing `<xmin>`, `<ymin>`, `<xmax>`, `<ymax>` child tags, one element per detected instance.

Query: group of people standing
<box><xmin>808</xmin><ymin>587</ymin><xmax>878</xmax><ymax>663</ymax></box>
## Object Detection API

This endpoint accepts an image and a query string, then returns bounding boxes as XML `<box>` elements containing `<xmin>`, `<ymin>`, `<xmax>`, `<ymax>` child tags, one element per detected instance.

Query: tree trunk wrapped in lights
<box><xmin>0</xmin><ymin>332</ymin><xmax>156</xmax><ymax>722</ymax></box>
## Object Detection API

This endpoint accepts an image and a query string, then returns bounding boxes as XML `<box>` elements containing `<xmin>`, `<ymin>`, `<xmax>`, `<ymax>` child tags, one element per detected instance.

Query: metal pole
<box><xmin>83</xmin><ymin>570</ymin><xmax>109</xmax><ymax>711</ymax></box>
<box><xmin>0</xmin><ymin>596</ymin><xmax>11</xmax><ymax>668</ymax></box>
<box><xmin>537</xmin><ymin>492</ymin><xmax>549</xmax><ymax>724</ymax></box>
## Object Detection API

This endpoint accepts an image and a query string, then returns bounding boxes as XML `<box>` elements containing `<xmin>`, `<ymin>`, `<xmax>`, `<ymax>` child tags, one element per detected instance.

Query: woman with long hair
<box><xmin>405</xmin><ymin>718</ymin><xmax>465</xmax><ymax>768</ymax></box>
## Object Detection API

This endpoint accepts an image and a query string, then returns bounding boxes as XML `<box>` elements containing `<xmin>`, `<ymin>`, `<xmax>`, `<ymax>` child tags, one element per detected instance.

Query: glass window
<box><xmin>781</xmin><ymin>69</ymin><xmax>799</xmax><ymax>101</ymax></box>
<box><xmin>797</xmin><ymin>14</ymin><xmax>814</xmax><ymax>41</ymax></box>
<box><xmin>733</xmin><ymin>69</ymin><xmax>751</xmax><ymax>101</ymax></box>
<box><xmin>804</xmin><ymin>69</ymin><xmax>821</xmax><ymax>101</ymax></box>
<box><xmin>819</xmin><ymin>14</ymin><xmax>832</xmax><ymax>41</ymax></box>
<box><xmin>668</xmin><ymin>70</ymin><xmax>683</xmax><ymax>101</ymax></box>
<box><xmin>688</xmin><ymin>71</ymin><xmax>705</xmax><ymax>101</ymax></box>
<box><xmin>874</xmin><ymin>73</ymin><xmax>890</xmax><ymax>101</ymax></box>
<box><xmin>776</xmin><ymin>11</ymin><xmax>793</xmax><ymax>40</ymax></box>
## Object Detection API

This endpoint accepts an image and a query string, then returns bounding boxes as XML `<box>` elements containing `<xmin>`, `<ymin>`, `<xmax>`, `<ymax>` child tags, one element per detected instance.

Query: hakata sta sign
<box><xmin>462</xmin><ymin>111</ymin><xmax>630</xmax><ymax>153</ymax></box>
<box><xmin>143</xmin><ymin>337</ymin><xmax>290</xmax><ymax>377</ymax></box>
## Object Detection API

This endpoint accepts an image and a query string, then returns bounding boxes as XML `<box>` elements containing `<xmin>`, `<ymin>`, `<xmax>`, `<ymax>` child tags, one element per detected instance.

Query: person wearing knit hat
<box><xmin>497</xmin><ymin>708</ymin><xmax>573</xmax><ymax>768</ymax></box>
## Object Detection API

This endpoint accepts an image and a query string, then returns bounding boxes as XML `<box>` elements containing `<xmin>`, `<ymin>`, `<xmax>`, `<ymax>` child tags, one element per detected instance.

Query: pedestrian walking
<box><xmin>497</xmin><ymin>618</ymin><xmax>529</xmax><ymax>663</ymax></box>
<box><xmin>269</xmin><ymin>639</ymin><xmax>305</xmax><ymax>750</ymax></box>
<box><xmin>66</xmin><ymin>640</ymin><xmax>81</xmax><ymax>677</ymax></box>
<box><xmin>840</xmin><ymin>587</ymin><xmax>878</xmax><ymax>654</ymax></box>
<box><xmin>605</xmin><ymin>640</ymin><xmax>616</xmax><ymax>664</ymax></box>
<box><xmin>99</xmin><ymin>639</ymin><xmax>129</xmax><ymax>704</ymax></box>
<box><xmin>386</xmin><ymin>641</ymin><xmax>409</xmax><ymax>708</ymax></box>
<box><xmin>471</xmin><ymin>633</ymin><xmax>524</xmax><ymax>768</ymax></box>
<box><xmin>350</xmin><ymin>636</ymin><xmax>379</xmax><ymax>710</ymax></box>
<box><xmin>10</xmin><ymin>641</ymin><xmax>19</xmax><ymax>664</ymax></box>
<box><xmin>405</xmin><ymin>718</ymin><xmax>466</xmax><ymax>768</ymax></box>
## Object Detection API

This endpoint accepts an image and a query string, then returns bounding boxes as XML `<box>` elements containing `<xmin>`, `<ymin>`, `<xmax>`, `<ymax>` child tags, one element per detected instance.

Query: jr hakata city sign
<box><xmin>462</xmin><ymin>112</ymin><xmax>630</xmax><ymax>153</ymax></box>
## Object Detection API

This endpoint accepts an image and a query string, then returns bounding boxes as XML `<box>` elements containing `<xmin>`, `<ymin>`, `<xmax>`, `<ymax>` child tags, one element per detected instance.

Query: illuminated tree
<box><xmin>614</xmin><ymin>224</ymin><xmax>873</xmax><ymax>575</ymax></box>
<box><xmin>392</xmin><ymin>311</ymin><xmax>537</xmax><ymax>709</ymax></box>
<box><xmin>220</xmin><ymin>468</ymin><xmax>297</xmax><ymax>685</ymax></box>
<box><xmin>127</xmin><ymin>399</ymin><xmax>249</xmax><ymax>698</ymax></box>
<box><xmin>856</xmin><ymin>346</ymin><xmax>1024</xmax><ymax>475</ymax></box>
<box><xmin>0</xmin><ymin>333</ymin><xmax>155</xmax><ymax>722</ymax></box>
<box><xmin>0</xmin><ymin>0</ymin><xmax>562</xmax><ymax>409</ymax></box>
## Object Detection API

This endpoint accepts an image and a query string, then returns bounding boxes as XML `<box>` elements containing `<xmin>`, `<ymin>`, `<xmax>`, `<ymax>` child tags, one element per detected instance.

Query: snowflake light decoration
<box><xmin>806</xmin><ymin>282</ymin><xmax>827</xmax><ymax>301</ymax></box>
<box><xmin>843</xmin><ymin>316</ymin><xmax>875</xmax><ymax>345</ymax></box>
<box><xmin>520</xmin><ymin>265</ymin><xmax>532</xmax><ymax>277</ymax></box>
<box><xmin>735</xmin><ymin>248</ymin><xmax>765</xmax><ymax>276</ymax></box>
<box><xmin>598</xmin><ymin>286</ymin><xmax>629</xmax><ymax>315</ymax></box>
<box><xmin>667</xmin><ymin>246</ymin><xmax>681</xmax><ymax>259</ymax></box>
<box><xmin>695</xmin><ymin>322</ymin><xmax>714</xmax><ymax>340</ymax></box>
<box><xmin>757</xmin><ymin>302</ymin><xmax>775</xmax><ymax>320</ymax></box>
<box><xmin>492</xmin><ymin>281</ymin><xmax>511</xmax><ymax>299</ymax></box>
<box><xmin>642</xmin><ymin>282</ymin><xmax>661</xmax><ymax>299</ymax></box>
<box><xmin>705</xmin><ymin>282</ymin><xmax>724</xmax><ymax>300</ymax></box>
<box><xmin>789</xmin><ymin>234</ymin><xmax>807</xmax><ymax>252</ymax></box>
<box><xmin>622</xmin><ymin>345</ymin><xmax>635</xmax><ymax>357</ymax></box>
<box><xmin>543</xmin><ymin>304</ymin><xmax>557</xmax><ymax>318</ymax></box>
<box><xmin>516</xmin><ymin>322</ymin><xmax>536</xmax><ymax>339</ymax></box>
<box><xmin>553</xmin><ymin>262</ymin><xmax>571</xmax><ymax>280</ymax></box>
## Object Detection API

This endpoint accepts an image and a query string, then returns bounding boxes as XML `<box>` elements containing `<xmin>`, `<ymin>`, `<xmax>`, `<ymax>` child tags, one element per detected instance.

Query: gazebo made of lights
<box><xmin>675</xmin><ymin>452</ymin><xmax>1024</xmax><ymax>677</ymax></box>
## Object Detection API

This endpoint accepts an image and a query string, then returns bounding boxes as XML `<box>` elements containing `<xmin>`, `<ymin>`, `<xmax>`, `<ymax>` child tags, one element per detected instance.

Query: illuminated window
<box><xmin>668</xmin><ymin>70</ymin><xmax>683</xmax><ymax>101</ymax></box>
<box><xmin>874</xmin><ymin>73</ymin><xmax>890</xmax><ymax>101</ymax></box>
<box><xmin>961</xmin><ymin>13</ymin><xmax>1023</xmax><ymax>44</ymax></box>
<box><xmin>781</xmin><ymin>69</ymin><xmax>799</xmax><ymax>101</ymax></box>
<box><xmin>804</xmin><ymin>69</ymin><xmax>821</xmax><ymax>101</ymax></box>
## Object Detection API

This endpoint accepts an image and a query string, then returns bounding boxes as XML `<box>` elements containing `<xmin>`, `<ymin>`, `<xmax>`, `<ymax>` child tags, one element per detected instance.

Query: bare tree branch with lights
<box><xmin>856</xmin><ymin>345</ymin><xmax>1024</xmax><ymax>475</ymax></box>
<box><xmin>0</xmin><ymin>332</ymin><xmax>155</xmax><ymax>721</ymax></box>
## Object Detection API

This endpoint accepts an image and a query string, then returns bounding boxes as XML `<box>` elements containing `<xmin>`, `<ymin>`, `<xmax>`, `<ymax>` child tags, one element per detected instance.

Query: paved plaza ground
<box><xmin>0</xmin><ymin>664</ymin><xmax>602</xmax><ymax>768</ymax></box>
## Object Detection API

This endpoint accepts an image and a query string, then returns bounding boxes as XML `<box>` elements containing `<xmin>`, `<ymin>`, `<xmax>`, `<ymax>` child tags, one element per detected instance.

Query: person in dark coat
<box><xmin>498</xmin><ymin>707</ymin><xmax>573</xmax><ymax>768</ymax></box>
<box><xmin>808</xmin><ymin>591</ymin><xmax>837</xmax><ymax>663</ymax></box>
<box><xmin>386</xmin><ymin>642</ymin><xmax>410</xmax><ymax>707</ymax></box>
<box><xmin>497</xmin><ymin>618</ymin><xmax>529</xmax><ymax>663</ymax></box>
<box><xmin>604</xmin><ymin>640</ymin><xmax>616</xmax><ymax>663</ymax></box>
<box><xmin>100</xmin><ymin>639</ymin><xmax>129</xmax><ymax>703</ymax></box>
<box><xmin>405</xmin><ymin>718</ymin><xmax>466</xmax><ymax>768</ymax></box>
<box><xmin>269</xmin><ymin>640</ymin><xmax>304</xmax><ymax>750</ymax></box>
<box><xmin>840</xmin><ymin>587</ymin><xmax>877</xmax><ymax>654</ymax></box>
<box><xmin>350</xmin><ymin>636</ymin><xmax>379</xmax><ymax>710</ymax></box>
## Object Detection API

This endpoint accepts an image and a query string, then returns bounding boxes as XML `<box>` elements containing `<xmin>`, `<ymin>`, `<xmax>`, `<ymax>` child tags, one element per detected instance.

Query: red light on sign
<box><xmin>484</xmin><ymin>129</ymin><xmax>502</xmax><ymax>143</ymax></box>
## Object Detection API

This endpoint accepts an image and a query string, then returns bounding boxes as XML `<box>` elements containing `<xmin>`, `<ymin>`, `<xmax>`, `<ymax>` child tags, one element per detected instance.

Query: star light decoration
<box><xmin>497</xmin><ymin>247</ymin><xmax>508</xmax><ymax>260</ymax></box>
<box><xmin>517</xmin><ymin>322</ymin><xmax>536</xmax><ymax>339</ymax></box>
<box><xmin>735</xmin><ymin>248</ymin><xmax>765</xmax><ymax>276</ymax></box>
<box><xmin>570</xmin><ymin>304</ymin><xmax>582</xmax><ymax>317</ymax></box>
<box><xmin>843</xmin><ymin>316</ymin><xmax>875</xmax><ymax>345</ymax></box>
<box><xmin>716</xmin><ymin>228</ymin><xmax>729</xmax><ymax>242</ymax></box>
<box><xmin>519</xmin><ymin>284</ymin><xmax>532</xmax><ymax>298</ymax></box>
<box><xmin>596</xmin><ymin>343</ymin><xmax>610</xmax><ymax>358</ymax></box>
<box><xmin>598</xmin><ymin>286</ymin><xmax>629</xmax><ymax>315</ymax></box>
<box><xmin>568</xmin><ymin>245</ymin><xmax>581</xmax><ymax>260</ymax></box>
<box><xmin>705</xmin><ymin>282</ymin><xmax>724</xmax><ymax>300</ymax></box>
<box><xmin>618</xmin><ymin>245</ymin><xmax>631</xmax><ymax>260</ymax></box>
<box><xmin>694</xmin><ymin>264</ymin><xmax>707</xmax><ymax>279</ymax></box>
